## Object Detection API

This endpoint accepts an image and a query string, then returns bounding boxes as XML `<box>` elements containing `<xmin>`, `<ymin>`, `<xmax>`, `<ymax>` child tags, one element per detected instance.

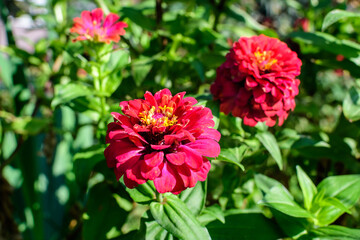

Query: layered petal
<box><xmin>104</xmin><ymin>89</ymin><xmax>221</xmax><ymax>194</ymax></box>
<box><xmin>70</xmin><ymin>8</ymin><xmax>127</xmax><ymax>44</ymax></box>
<box><xmin>211</xmin><ymin>34</ymin><xmax>301</xmax><ymax>127</ymax></box>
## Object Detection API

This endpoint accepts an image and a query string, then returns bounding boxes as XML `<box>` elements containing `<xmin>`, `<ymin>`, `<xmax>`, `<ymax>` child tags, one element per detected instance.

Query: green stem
<box><xmin>93</xmin><ymin>46</ymin><xmax>107</xmax><ymax>139</ymax></box>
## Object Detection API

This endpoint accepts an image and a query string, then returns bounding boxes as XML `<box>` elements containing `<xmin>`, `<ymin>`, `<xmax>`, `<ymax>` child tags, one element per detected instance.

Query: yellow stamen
<box><xmin>139</xmin><ymin>105</ymin><xmax>177</xmax><ymax>127</ymax></box>
<box><xmin>254</xmin><ymin>50</ymin><xmax>278</xmax><ymax>71</ymax></box>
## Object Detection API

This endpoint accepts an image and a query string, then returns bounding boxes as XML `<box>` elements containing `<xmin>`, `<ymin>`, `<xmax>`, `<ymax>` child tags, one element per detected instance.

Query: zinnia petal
<box><xmin>104</xmin><ymin>89</ymin><xmax>221</xmax><ymax>194</ymax></box>
<box><xmin>211</xmin><ymin>34</ymin><xmax>301</xmax><ymax>127</ymax></box>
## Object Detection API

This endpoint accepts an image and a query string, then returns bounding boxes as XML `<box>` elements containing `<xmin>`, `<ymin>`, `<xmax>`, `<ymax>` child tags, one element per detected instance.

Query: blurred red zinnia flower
<box><xmin>104</xmin><ymin>89</ymin><xmax>221</xmax><ymax>194</ymax></box>
<box><xmin>70</xmin><ymin>8</ymin><xmax>128</xmax><ymax>44</ymax></box>
<box><xmin>211</xmin><ymin>34</ymin><xmax>302</xmax><ymax>127</ymax></box>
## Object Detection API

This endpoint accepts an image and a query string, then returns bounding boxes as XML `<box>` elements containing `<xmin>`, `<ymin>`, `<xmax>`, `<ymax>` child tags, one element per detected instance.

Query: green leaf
<box><xmin>73</xmin><ymin>144</ymin><xmax>106</xmax><ymax>187</ymax></box>
<box><xmin>143</xmin><ymin>220</ymin><xmax>173</xmax><ymax>240</ymax></box>
<box><xmin>101</xmin><ymin>50</ymin><xmax>129</xmax><ymax>95</ymax></box>
<box><xmin>317</xmin><ymin>175</ymin><xmax>360</xmax><ymax>206</ymax></box>
<box><xmin>121</xmin><ymin>7</ymin><xmax>156</xmax><ymax>30</ymax></box>
<box><xmin>83</xmin><ymin>182</ymin><xmax>127</xmax><ymax>240</ymax></box>
<box><xmin>51</xmin><ymin>83</ymin><xmax>93</xmax><ymax>109</ymax></box>
<box><xmin>0</xmin><ymin>53</ymin><xmax>14</xmax><ymax>89</ymax></box>
<box><xmin>310</xmin><ymin>225</ymin><xmax>360</xmax><ymax>240</ymax></box>
<box><xmin>131</xmin><ymin>58</ymin><xmax>153</xmax><ymax>86</ymax></box>
<box><xmin>256</xmin><ymin>131</ymin><xmax>283</xmax><ymax>170</ymax></box>
<box><xmin>260</xmin><ymin>186</ymin><xmax>313</xmax><ymax>219</ymax></box>
<box><xmin>217</xmin><ymin>146</ymin><xmax>247</xmax><ymax>170</ymax></box>
<box><xmin>11</xmin><ymin>117</ymin><xmax>51</xmax><ymax>135</ymax></box>
<box><xmin>205</xmin><ymin>100</ymin><xmax>220</xmax><ymax>129</ymax></box>
<box><xmin>296</xmin><ymin>165</ymin><xmax>317</xmax><ymax>210</ymax></box>
<box><xmin>290</xmin><ymin>31</ymin><xmax>360</xmax><ymax>66</ymax></box>
<box><xmin>322</xmin><ymin>9</ymin><xmax>360</xmax><ymax>31</ymax></box>
<box><xmin>129</xmin><ymin>210</ymin><xmax>173</xmax><ymax>240</ymax></box>
<box><xmin>343</xmin><ymin>86</ymin><xmax>360</xmax><ymax>122</ymax></box>
<box><xmin>179</xmin><ymin>181</ymin><xmax>206</xmax><ymax>216</ymax></box>
<box><xmin>314</xmin><ymin>175</ymin><xmax>360</xmax><ymax>225</ymax></box>
<box><xmin>191</xmin><ymin>59</ymin><xmax>205</xmax><ymax>82</ymax></box>
<box><xmin>271</xmin><ymin>209</ymin><xmax>310</xmax><ymax>239</ymax></box>
<box><xmin>150</xmin><ymin>194</ymin><xmax>210</xmax><ymax>240</ymax></box>
<box><xmin>200</xmin><ymin>204</ymin><xmax>225</xmax><ymax>224</ymax></box>
<box><xmin>206</xmin><ymin>210</ymin><xmax>284</xmax><ymax>240</ymax></box>
<box><xmin>125</xmin><ymin>181</ymin><xmax>157</xmax><ymax>203</ymax></box>
<box><xmin>225</xmin><ymin>6</ymin><xmax>266</xmax><ymax>31</ymax></box>
<box><xmin>320</xmin><ymin>197</ymin><xmax>352</xmax><ymax>214</ymax></box>
<box><xmin>254</xmin><ymin>174</ymin><xmax>284</xmax><ymax>194</ymax></box>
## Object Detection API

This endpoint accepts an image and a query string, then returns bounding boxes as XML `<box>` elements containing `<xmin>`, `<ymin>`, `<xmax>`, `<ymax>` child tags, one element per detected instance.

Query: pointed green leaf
<box><xmin>315</xmin><ymin>175</ymin><xmax>360</xmax><ymax>225</ymax></box>
<box><xmin>260</xmin><ymin>186</ymin><xmax>313</xmax><ymax>218</ymax></box>
<box><xmin>322</xmin><ymin>9</ymin><xmax>360</xmax><ymax>31</ymax></box>
<box><xmin>124</xmin><ymin>181</ymin><xmax>157</xmax><ymax>203</ymax></box>
<box><xmin>150</xmin><ymin>194</ymin><xmax>210</xmax><ymax>240</ymax></box>
<box><xmin>320</xmin><ymin>197</ymin><xmax>351</xmax><ymax>214</ymax></box>
<box><xmin>254</xmin><ymin>173</ymin><xmax>285</xmax><ymax>194</ymax></box>
<box><xmin>180</xmin><ymin>181</ymin><xmax>206</xmax><ymax>216</ymax></box>
<box><xmin>217</xmin><ymin>146</ymin><xmax>247</xmax><ymax>170</ymax></box>
<box><xmin>256</xmin><ymin>131</ymin><xmax>283</xmax><ymax>170</ymax></box>
<box><xmin>343</xmin><ymin>86</ymin><xmax>360</xmax><ymax>122</ymax></box>
<box><xmin>296</xmin><ymin>166</ymin><xmax>317</xmax><ymax>210</ymax></box>
<box><xmin>310</xmin><ymin>225</ymin><xmax>360</xmax><ymax>240</ymax></box>
<box><xmin>201</xmin><ymin>204</ymin><xmax>225</xmax><ymax>224</ymax></box>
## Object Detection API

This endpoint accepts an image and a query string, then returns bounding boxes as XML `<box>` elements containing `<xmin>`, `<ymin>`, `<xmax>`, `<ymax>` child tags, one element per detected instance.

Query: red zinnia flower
<box><xmin>211</xmin><ymin>35</ymin><xmax>302</xmax><ymax>127</ymax></box>
<box><xmin>104</xmin><ymin>89</ymin><xmax>221</xmax><ymax>194</ymax></box>
<box><xmin>70</xmin><ymin>8</ymin><xmax>128</xmax><ymax>44</ymax></box>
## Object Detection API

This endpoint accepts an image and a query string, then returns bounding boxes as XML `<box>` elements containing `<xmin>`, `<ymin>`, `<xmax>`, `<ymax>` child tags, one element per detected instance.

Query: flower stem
<box><xmin>93</xmin><ymin>46</ymin><xmax>107</xmax><ymax>139</ymax></box>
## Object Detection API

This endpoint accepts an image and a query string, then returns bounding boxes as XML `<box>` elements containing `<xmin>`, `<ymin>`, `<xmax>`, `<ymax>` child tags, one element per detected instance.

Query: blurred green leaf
<box><xmin>225</xmin><ymin>6</ymin><xmax>266</xmax><ymax>31</ymax></box>
<box><xmin>11</xmin><ymin>117</ymin><xmax>50</xmax><ymax>135</ymax></box>
<box><xmin>310</xmin><ymin>225</ymin><xmax>360</xmax><ymax>240</ymax></box>
<box><xmin>320</xmin><ymin>197</ymin><xmax>352</xmax><ymax>214</ymax></box>
<box><xmin>0</xmin><ymin>111</ymin><xmax>51</xmax><ymax>135</ymax></box>
<box><xmin>150</xmin><ymin>194</ymin><xmax>210</xmax><ymax>240</ymax></box>
<box><xmin>83</xmin><ymin>182</ymin><xmax>127</xmax><ymax>240</ymax></box>
<box><xmin>131</xmin><ymin>58</ymin><xmax>153</xmax><ymax>86</ymax></box>
<box><xmin>52</xmin><ymin>83</ymin><xmax>93</xmax><ymax>109</ymax></box>
<box><xmin>256</xmin><ymin>131</ymin><xmax>283</xmax><ymax>170</ymax></box>
<box><xmin>296</xmin><ymin>165</ymin><xmax>317</xmax><ymax>210</ymax></box>
<box><xmin>190</xmin><ymin>59</ymin><xmax>205</xmax><ymax>82</ymax></box>
<box><xmin>121</xmin><ymin>7</ymin><xmax>156</xmax><ymax>30</ymax></box>
<box><xmin>260</xmin><ymin>186</ymin><xmax>313</xmax><ymax>218</ymax></box>
<box><xmin>179</xmin><ymin>181</ymin><xmax>206</xmax><ymax>216</ymax></box>
<box><xmin>254</xmin><ymin>174</ymin><xmax>284</xmax><ymax>194</ymax></box>
<box><xmin>73</xmin><ymin>144</ymin><xmax>106</xmax><ymax>187</ymax></box>
<box><xmin>217</xmin><ymin>146</ymin><xmax>247</xmax><ymax>170</ymax></box>
<box><xmin>343</xmin><ymin>86</ymin><xmax>360</xmax><ymax>122</ymax></box>
<box><xmin>322</xmin><ymin>9</ymin><xmax>360</xmax><ymax>31</ymax></box>
<box><xmin>290</xmin><ymin>31</ymin><xmax>360</xmax><ymax>67</ymax></box>
<box><xmin>205</xmin><ymin>100</ymin><xmax>220</xmax><ymax>129</ymax></box>
<box><xmin>200</xmin><ymin>204</ymin><xmax>225</xmax><ymax>224</ymax></box>
<box><xmin>0</xmin><ymin>53</ymin><xmax>13</xmax><ymax>89</ymax></box>
<box><xmin>206</xmin><ymin>210</ymin><xmax>283</xmax><ymax>240</ymax></box>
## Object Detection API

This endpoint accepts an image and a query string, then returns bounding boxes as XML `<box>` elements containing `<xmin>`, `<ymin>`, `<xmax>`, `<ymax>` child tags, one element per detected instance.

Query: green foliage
<box><xmin>2</xmin><ymin>1</ymin><xmax>360</xmax><ymax>239</ymax></box>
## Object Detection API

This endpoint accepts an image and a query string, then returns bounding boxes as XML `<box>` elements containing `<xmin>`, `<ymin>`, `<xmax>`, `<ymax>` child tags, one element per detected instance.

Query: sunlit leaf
<box><xmin>296</xmin><ymin>165</ymin><xmax>317</xmax><ymax>210</ymax></box>
<box><xmin>256</xmin><ymin>131</ymin><xmax>283</xmax><ymax>170</ymax></box>
<box><xmin>150</xmin><ymin>194</ymin><xmax>210</xmax><ymax>240</ymax></box>
<box><xmin>322</xmin><ymin>9</ymin><xmax>360</xmax><ymax>31</ymax></box>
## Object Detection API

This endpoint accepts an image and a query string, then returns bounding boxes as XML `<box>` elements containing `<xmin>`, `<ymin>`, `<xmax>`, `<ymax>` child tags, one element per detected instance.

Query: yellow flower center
<box><xmin>254</xmin><ymin>50</ymin><xmax>278</xmax><ymax>71</ymax></box>
<box><xmin>139</xmin><ymin>106</ymin><xmax>178</xmax><ymax>127</ymax></box>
